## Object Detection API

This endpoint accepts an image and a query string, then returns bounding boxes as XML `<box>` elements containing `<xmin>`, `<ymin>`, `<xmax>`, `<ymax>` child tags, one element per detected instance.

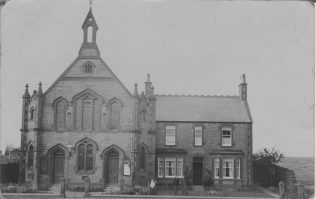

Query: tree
<box><xmin>253</xmin><ymin>147</ymin><xmax>285</xmax><ymax>186</ymax></box>
<box><xmin>253</xmin><ymin>147</ymin><xmax>285</xmax><ymax>165</ymax></box>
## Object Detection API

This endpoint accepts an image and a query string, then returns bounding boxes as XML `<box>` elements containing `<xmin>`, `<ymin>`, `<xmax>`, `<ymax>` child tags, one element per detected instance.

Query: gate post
<box><xmin>84</xmin><ymin>177</ymin><xmax>90</xmax><ymax>197</ymax></box>
<box><xmin>297</xmin><ymin>183</ymin><xmax>304</xmax><ymax>199</ymax></box>
<box><xmin>60</xmin><ymin>177</ymin><xmax>66</xmax><ymax>198</ymax></box>
<box><xmin>279</xmin><ymin>181</ymin><xmax>285</xmax><ymax>199</ymax></box>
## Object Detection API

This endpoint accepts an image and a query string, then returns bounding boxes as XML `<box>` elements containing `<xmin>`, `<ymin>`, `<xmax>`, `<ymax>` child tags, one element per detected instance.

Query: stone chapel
<box><xmin>20</xmin><ymin>7</ymin><xmax>253</xmax><ymax>190</ymax></box>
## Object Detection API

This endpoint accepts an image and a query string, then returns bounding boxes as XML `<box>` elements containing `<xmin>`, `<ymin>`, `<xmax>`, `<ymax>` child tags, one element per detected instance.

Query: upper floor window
<box><xmin>30</xmin><ymin>107</ymin><xmax>35</xmax><ymax>120</ymax></box>
<box><xmin>165</xmin><ymin>125</ymin><xmax>176</xmax><ymax>145</ymax></box>
<box><xmin>83</xmin><ymin>62</ymin><xmax>94</xmax><ymax>73</ymax></box>
<box><xmin>28</xmin><ymin>145</ymin><xmax>34</xmax><ymax>168</ymax></box>
<box><xmin>194</xmin><ymin>126</ymin><xmax>203</xmax><ymax>146</ymax></box>
<box><xmin>222</xmin><ymin>127</ymin><xmax>232</xmax><ymax>146</ymax></box>
<box><xmin>109</xmin><ymin>101</ymin><xmax>120</xmax><ymax>130</ymax></box>
<box><xmin>53</xmin><ymin>97</ymin><xmax>68</xmax><ymax>131</ymax></box>
<box><xmin>78</xmin><ymin>142</ymin><xmax>94</xmax><ymax>173</ymax></box>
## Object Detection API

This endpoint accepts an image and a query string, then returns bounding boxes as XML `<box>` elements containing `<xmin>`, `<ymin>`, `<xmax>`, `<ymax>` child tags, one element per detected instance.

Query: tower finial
<box><xmin>23</xmin><ymin>84</ymin><xmax>30</xmax><ymax>98</ymax></box>
<box><xmin>89</xmin><ymin>0</ymin><xmax>93</xmax><ymax>8</ymax></box>
<box><xmin>38</xmin><ymin>81</ymin><xmax>43</xmax><ymax>95</ymax></box>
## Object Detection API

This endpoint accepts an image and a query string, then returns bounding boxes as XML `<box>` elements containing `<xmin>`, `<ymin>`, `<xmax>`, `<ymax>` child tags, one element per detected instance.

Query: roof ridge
<box><xmin>156</xmin><ymin>94</ymin><xmax>239</xmax><ymax>98</ymax></box>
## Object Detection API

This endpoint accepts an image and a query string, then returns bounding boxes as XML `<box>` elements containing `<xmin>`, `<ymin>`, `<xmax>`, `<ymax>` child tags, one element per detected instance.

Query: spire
<box><xmin>37</xmin><ymin>82</ymin><xmax>43</xmax><ymax>95</ymax></box>
<box><xmin>79</xmin><ymin>5</ymin><xmax>100</xmax><ymax>57</ymax></box>
<box><xmin>22</xmin><ymin>84</ymin><xmax>30</xmax><ymax>98</ymax></box>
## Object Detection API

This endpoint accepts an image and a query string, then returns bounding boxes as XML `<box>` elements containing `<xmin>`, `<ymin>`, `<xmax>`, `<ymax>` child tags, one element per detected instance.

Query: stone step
<box><xmin>104</xmin><ymin>185</ymin><xmax>121</xmax><ymax>194</ymax></box>
<box><xmin>49</xmin><ymin>184</ymin><xmax>61</xmax><ymax>194</ymax></box>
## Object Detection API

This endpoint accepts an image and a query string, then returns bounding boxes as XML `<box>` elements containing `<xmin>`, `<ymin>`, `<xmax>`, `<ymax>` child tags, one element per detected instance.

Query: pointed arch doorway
<box><xmin>52</xmin><ymin>149</ymin><xmax>65</xmax><ymax>184</ymax></box>
<box><xmin>106</xmin><ymin>150</ymin><xmax>119</xmax><ymax>184</ymax></box>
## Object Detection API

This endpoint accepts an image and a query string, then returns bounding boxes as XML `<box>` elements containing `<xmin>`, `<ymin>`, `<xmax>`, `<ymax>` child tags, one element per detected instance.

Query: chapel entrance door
<box><xmin>193</xmin><ymin>157</ymin><xmax>203</xmax><ymax>185</ymax></box>
<box><xmin>52</xmin><ymin>150</ymin><xmax>65</xmax><ymax>184</ymax></box>
<box><xmin>107</xmin><ymin>151</ymin><xmax>119</xmax><ymax>184</ymax></box>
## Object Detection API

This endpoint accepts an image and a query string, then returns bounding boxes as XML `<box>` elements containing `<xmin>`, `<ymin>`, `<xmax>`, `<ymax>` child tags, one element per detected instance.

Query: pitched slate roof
<box><xmin>156</xmin><ymin>95</ymin><xmax>252</xmax><ymax>123</ymax></box>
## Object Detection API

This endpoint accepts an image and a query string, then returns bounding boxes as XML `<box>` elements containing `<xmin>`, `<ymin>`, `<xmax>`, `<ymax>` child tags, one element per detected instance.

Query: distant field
<box><xmin>278</xmin><ymin>157</ymin><xmax>314</xmax><ymax>186</ymax></box>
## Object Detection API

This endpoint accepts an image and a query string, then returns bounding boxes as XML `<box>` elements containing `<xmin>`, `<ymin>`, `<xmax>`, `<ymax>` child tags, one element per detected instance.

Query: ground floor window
<box><xmin>213</xmin><ymin>157</ymin><xmax>240</xmax><ymax>179</ymax></box>
<box><xmin>157</xmin><ymin>157</ymin><xmax>183</xmax><ymax>178</ymax></box>
<box><xmin>223</xmin><ymin>158</ymin><xmax>234</xmax><ymax>179</ymax></box>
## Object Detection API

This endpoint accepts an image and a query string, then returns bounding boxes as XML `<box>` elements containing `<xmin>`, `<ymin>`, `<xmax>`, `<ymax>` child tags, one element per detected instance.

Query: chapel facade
<box><xmin>20</xmin><ymin>8</ymin><xmax>253</xmax><ymax>189</ymax></box>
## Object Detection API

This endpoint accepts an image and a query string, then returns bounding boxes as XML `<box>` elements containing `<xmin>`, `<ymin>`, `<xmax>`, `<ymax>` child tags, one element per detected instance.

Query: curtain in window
<box><xmin>222</xmin><ymin>159</ymin><xmax>234</xmax><ymax>178</ymax></box>
<box><xmin>110</xmin><ymin>101</ymin><xmax>120</xmax><ymax>129</ymax></box>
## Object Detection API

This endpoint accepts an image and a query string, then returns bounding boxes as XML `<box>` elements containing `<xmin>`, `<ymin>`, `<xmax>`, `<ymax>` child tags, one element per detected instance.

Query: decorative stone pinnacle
<box><xmin>37</xmin><ymin>82</ymin><xmax>43</xmax><ymax>95</ymax></box>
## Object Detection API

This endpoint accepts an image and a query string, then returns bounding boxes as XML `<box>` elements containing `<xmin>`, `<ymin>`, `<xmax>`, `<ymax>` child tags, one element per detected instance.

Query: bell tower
<box><xmin>79</xmin><ymin>5</ymin><xmax>100</xmax><ymax>57</ymax></box>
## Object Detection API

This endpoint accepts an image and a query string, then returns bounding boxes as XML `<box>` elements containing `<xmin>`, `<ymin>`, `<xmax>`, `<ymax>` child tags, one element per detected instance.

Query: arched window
<box><xmin>73</xmin><ymin>89</ymin><xmax>103</xmax><ymax>131</ymax></box>
<box><xmin>56</xmin><ymin>100</ymin><xmax>67</xmax><ymax>131</ymax></box>
<box><xmin>87</xmin><ymin>26</ymin><xmax>93</xmax><ymax>43</ymax></box>
<box><xmin>28</xmin><ymin>145</ymin><xmax>34</xmax><ymax>168</ymax></box>
<box><xmin>83</xmin><ymin>62</ymin><xmax>94</xmax><ymax>74</ymax></box>
<box><xmin>139</xmin><ymin>146</ymin><xmax>146</xmax><ymax>170</ymax></box>
<box><xmin>110</xmin><ymin>101</ymin><xmax>120</xmax><ymax>130</ymax></box>
<box><xmin>82</xmin><ymin>97</ymin><xmax>93</xmax><ymax>131</ymax></box>
<box><xmin>77</xmin><ymin>142</ymin><xmax>95</xmax><ymax>173</ymax></box>
<box><xmin>30</xmin><ymin>107</ymin><xmax>35</xmax><ymax>120</ymax></box>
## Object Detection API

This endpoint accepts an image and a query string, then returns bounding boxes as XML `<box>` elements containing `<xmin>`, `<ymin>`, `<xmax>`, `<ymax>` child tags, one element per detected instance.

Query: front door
<box><xmin>193</xmin><ymin>157</ymin><xmax>203</xmax><ymax>185</ymax></box>
<box><xmin>53</xmin><ymin>150</ymin><xmax>65</xmax><ymax>184</ymax></box>
<box><xmin>107</xmin><ymin>151</ymin><xmax>119</xmax><ymax>184</ymax></box>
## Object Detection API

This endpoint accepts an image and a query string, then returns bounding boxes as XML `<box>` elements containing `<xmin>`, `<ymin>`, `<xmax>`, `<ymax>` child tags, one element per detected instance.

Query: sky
<box><xmin>0</xmin><ymin>0</ymin><xmax>314</xmax><ymax>157</ymax></box>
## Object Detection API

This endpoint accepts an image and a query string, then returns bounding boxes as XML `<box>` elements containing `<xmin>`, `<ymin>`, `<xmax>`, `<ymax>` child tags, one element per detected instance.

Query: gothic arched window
<box><xmin>77</xmin><ymin>141</ymin><xmax>95</xmax><ymax>173</ymax></box>
<box><xmin>53</xmin><ymin>97</ymin><xmax>68</xmax><ymax>132</ymax></box>
<box><xmin>30</xmin><ymin>107</ymin><xmax>35</xmax><ymax>120</ymax></box>
<box><xmin>73</xmin><ymin>89</ymin><xmax>103</xmax><ymax>131</ymax></box>
<box><xmin>28</xmin><ymin>145</ymin><xmax>34</xmax><ymax>168</ymax></box>
<box><xmin>109</xmin><ymin>101</ymin><xmax>120</xmax><ymax>130</ymax></box>
<box><xmin>139</xmin><ymin>146</ymin><xmax>146</xmax><ymax>170</ymax></box>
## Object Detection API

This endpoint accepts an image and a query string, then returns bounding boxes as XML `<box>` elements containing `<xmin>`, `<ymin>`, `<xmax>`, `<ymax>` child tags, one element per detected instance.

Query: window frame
<box><xmin>194</xmin><ymin>126</ymin><xmax>203</xmax><ymax>146</ymax></box>
<box><xmin>76</xmin><ymin>142</ymin><xmax>95</xmax><ymax>174</ymax></box>
<box><xmin>236</xmin><ymin>158</ymin><xmax>240</xmax><ymax>179</ymax></box>
<box><xmin>221</xmin><ymin>127</ymin><xmax>233</xmax><ymax>147</ymax></box>
<box><xmin>83</xmin><ymin>62</ymin><xmax>95</xmax><ymax>74</ymax></box>
<box><xmin>27</xmin><ymin>145</ymin><xmax>34</xmax><ymax>169</ymax></box>
<box><xmin>157</xmin><ymin>157</ymin><xmax>184</xmax><ymax>178</ymax></box>
<box><xmin>165</xmin><ymin>125</ymin><xmax>176</xmax><ymax>146</ymax></box>
<box><xmin>214</xmin><ymin>158</ymin><xmax>220</xmax><ymax>179</ymax></box>
<box><xmin>30</xmin><ymin>107</ymin><xmax>35</xmax><ymax>121</ymax></box>
<box><xmin>222</xmin><ymin>158</ymin><xmax>234</xmax><ymax>179</ymax></box>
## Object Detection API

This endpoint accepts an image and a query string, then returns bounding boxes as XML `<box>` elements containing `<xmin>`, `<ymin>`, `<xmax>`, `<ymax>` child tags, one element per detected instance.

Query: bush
<box><xmin>202</xmin><ymin>169</ymin><xmax>214</xmax><ymax>189</ymax></box>
<box><xmin>0</xmin><ymin>184</ymin><xmax>38</xmax><ymax>193</ymax></box>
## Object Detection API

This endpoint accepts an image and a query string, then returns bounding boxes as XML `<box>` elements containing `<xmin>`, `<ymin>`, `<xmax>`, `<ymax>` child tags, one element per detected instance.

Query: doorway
<box><xmin>193</xmin><ymin>157</ymin><xmax>203</xmax><ymax>185</ymax></box>
<box><xmin>52</xmin><ymin>150</ymin><xmax>65</xmax><ymax>184</ymax></box>
<box><xmin>107</xmin><ymin>150</ymin><xmax>119</xmax><ymax>184</ymax></box>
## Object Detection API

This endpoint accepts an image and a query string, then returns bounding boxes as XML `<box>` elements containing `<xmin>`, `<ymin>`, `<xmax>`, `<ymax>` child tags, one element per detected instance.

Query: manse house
<box><xmin>20</xmin><ymin>8</ymin><xmax>253</xmax><ymax>190</ymax></box>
